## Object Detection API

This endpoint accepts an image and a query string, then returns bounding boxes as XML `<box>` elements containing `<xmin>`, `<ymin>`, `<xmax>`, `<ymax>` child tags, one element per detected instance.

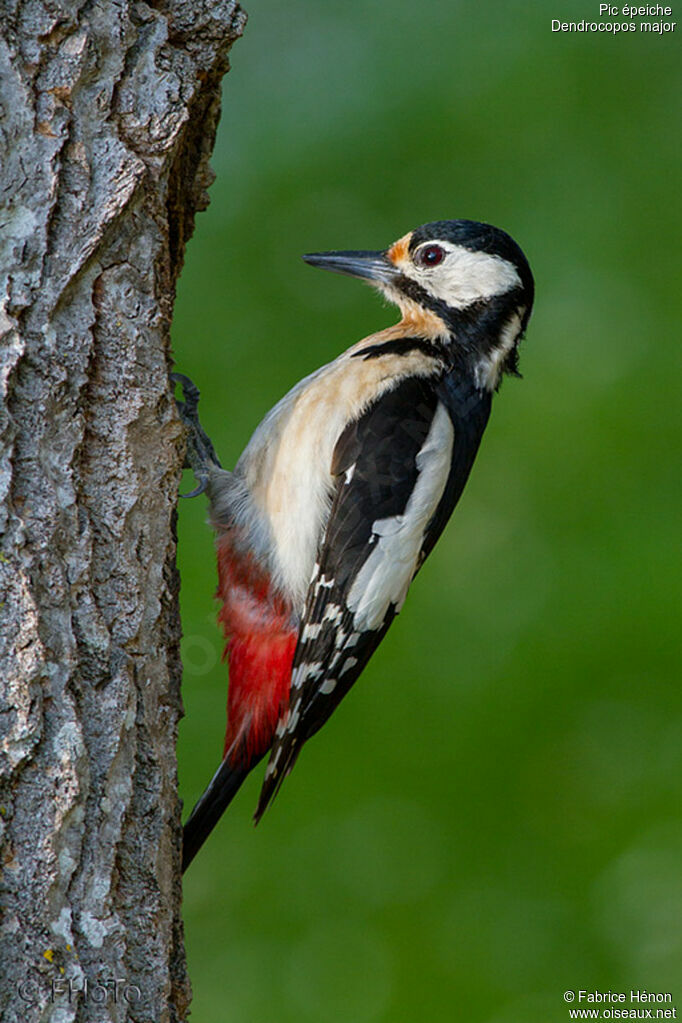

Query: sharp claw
<box><xmin>171</xmin><ymin>372</ymin><xmax>201</xmax><ymax>417</ymax></box>
<box><xmin>171</xmin><ymin>372</ymin><xmax>196</xmax><ymax>389</ymax></box>
<box><xmin>171</xmin><ymin>371</ymin><xmax>222</xmax><ymax>493</ymax></box>
<box><xmin>180</xmin><ymin>479</ymin><xmax>208</xmax><ymax>498</ymax></box>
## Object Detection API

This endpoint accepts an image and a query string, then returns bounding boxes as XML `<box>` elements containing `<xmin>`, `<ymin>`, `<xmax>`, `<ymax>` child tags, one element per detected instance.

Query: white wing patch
<box><xmin>346</xmin><ymin>402</ymin><xmax>455</xmax><ymax>630</ymax></box>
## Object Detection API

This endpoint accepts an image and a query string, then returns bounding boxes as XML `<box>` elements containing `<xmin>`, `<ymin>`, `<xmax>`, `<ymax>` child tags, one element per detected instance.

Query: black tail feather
<box><xmin>182</xmin><ymin>755</ymin><xmax>260</xmax><ymax>872</ymax></box>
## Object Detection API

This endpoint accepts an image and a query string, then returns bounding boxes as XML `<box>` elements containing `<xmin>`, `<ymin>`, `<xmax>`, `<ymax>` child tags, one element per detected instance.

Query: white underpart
<box><xmin>474</xmin><ymin>308</ymin><xmax>525</xmax><ymax>391</ymax></box>
<box><xmin>234</xmin><ymin>347</ymin><xmax>440</xmax><ymax>608</ymax></box>
<box><xmin>346</xmin><ymin>402</ymin><xmax>455</xmax><ymax>630</ymax></box>
<box><xmin>397</xmin><ymin>242</ymin><xmax>522</xmax><ymax>309</ymax></box>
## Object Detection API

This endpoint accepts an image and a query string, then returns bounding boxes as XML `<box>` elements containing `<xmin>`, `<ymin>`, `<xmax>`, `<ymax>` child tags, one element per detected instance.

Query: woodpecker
<box><xmin>176</xmin><ymin>219</ymin><xmax>534</xmax><ymax>871</ymax></box>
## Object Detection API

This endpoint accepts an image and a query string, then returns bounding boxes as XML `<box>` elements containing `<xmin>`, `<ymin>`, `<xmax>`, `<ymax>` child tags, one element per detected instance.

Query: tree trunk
<box><xmin>0</xmin><ymin>2</ymin><xmax>245</xmax><ymax>1020</ymax></box>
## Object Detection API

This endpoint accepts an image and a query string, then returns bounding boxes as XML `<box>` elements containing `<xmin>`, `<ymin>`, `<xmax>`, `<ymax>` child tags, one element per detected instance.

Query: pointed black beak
<box><xmin>302</xmin><ymin>249</ymin><xmax>398</xmax><ymax>285</ymax></box>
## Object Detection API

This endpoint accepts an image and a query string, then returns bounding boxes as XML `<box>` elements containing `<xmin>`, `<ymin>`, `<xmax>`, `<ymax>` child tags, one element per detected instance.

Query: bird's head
<box><xmin>303</xmin><ymin>219</ymin><xmax>534</xmax><ymax>390</ymax></box>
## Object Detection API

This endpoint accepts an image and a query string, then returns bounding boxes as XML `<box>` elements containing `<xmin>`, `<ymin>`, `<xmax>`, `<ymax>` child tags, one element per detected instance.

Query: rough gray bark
<box><xmin>0</xmin><ymin>2</ymin><xmax>246</xmax><ymax>1021</ymax></box>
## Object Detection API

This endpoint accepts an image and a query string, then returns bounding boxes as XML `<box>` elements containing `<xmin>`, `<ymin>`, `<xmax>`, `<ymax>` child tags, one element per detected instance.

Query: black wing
<box><xmin>254</xmin><ymin>371</ymin><xmax>491</xmax><ymax>820</ymax></box>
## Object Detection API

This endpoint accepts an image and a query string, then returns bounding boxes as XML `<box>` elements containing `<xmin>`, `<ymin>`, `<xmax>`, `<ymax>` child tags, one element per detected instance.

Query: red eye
<box><xmin>416</xmin><ymin>244</ymin><xmax>445</xmax><ymax>267</ymax></box>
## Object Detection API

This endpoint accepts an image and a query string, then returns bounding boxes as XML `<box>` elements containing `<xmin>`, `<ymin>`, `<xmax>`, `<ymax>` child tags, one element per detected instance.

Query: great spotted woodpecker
<box><xmin>176</xmin><ymin>219</ymin><xmax>534</xmax><ymax>871</ymax></box>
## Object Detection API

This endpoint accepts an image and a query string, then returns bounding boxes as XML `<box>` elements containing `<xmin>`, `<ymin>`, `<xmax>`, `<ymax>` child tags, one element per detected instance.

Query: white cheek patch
<box><xmin>404</xmin><ymin>244</ymin><xmax>522</xmax><ymax>308</ymax></box>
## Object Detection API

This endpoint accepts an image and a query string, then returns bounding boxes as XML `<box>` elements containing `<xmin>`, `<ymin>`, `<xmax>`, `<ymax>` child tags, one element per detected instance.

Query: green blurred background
<box><xmin>174</xmin><ymin>2</ymin><xmax>681</xmax><ymax>1020</ymax></box>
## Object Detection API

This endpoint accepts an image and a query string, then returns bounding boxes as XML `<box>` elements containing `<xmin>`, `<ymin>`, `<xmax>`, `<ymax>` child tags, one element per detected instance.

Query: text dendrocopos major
<box><xmin>176</xmin><ymin>219</ymin><xmax>534</xmax><ymax>871</ymax></box>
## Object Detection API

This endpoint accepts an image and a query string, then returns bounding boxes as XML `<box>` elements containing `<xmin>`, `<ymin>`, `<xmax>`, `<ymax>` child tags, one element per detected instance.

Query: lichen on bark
<box><xmin>0</xmin><ymin>2</ymin><xmax>246</xmax><ymax>1020</ymax></box>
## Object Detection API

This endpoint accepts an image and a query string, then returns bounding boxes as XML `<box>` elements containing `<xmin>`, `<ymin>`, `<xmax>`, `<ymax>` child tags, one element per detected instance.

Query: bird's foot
<box><xmin>171</xmin><ymin>373</ymin><xmax>222</xmax><ymax>497</ymax></box>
